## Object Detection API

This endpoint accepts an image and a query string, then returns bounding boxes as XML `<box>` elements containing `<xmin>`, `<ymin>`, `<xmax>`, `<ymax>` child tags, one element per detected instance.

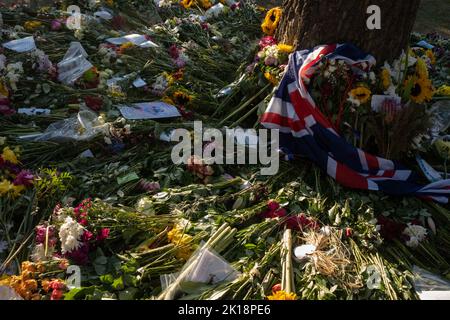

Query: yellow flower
<box><xmin>173</xmin><ymin>90</ymin><xmax>193</xmax><ymax>105</ymax></box>
<box><xmin>277</xmin><ymin>44</ymin><xmax>294</xmax><ymax>54</ymax></box>
<box><xmin>349</xmin><ymin>87</ymin><xmax>371</xmax><ymax>104</ymax></box>
<box><xmin>435</xmin><ymin>85</ymin><xmax>450</xmax><ymax>96</ymax></box>
<box><xmin>267</xmin><ymin>290</ymin><xmax>297</xmax><ymax>300</ymax></box>
<box><xmin>407</xmin><ymin>76</ymin><xmax>434</xmax><ymax>104</ymax></box>
<box><xmin>13</xmin><ymin>184</ymin><xmax>26</xmax><ymax>196</ymax></box>
<box><xmin>0</xmin><ymin>179</ymin><xmax>15</xmax><ymax>196</ymax></box>
<box><xmin>162</xmin><ymin>96</ymin><xmax>175</xmax><ymax>105</ymax></box>
<box><xmin>2</xmin><ymin>147</ymin><xmax>19</xmax><ymax>164</ymax></box>
<box><xmin>261</xmin><ymin>7</ymin><xmax>282</xmax><ymax>36</ymax></box>
<box><xmin>426</xmin><ymin>49</ymin><xmax>436</xmax><ymax>65</ymax></box>
<box><xmin>168</xmin><ymin>225</ymin><xmax>194</xmax><ymax>260</ymax></box>
<box><xmin>105</xmin><ymin>0</ymin><xmax>114</xmax><ymax>6</ymax></box>
<box><xmin>0</xmin><ymin>80</ymin><xmax>9</xmax><ymax>98</ymax></box>
<box><xmin>24</xmin><ymin>21</ymin><xmax>43</xmax><ymax>32</ymax></box>
<box><xmin>380</xmin><ymin>68</ymin><xmax>391</xmax><ymax>90</ymax></box>
<box><xmin>415</xmin><ymin>58</ymin><xmax>429</xmax><ymax>79</ymax></box>
<box><xmin>264</xmin><ymin>72</ymin><xmax>279</xmax><ymax>86</ymax></box>
<box><xmin>118</xmin><ymin>42</ymin><xmax>134</xmax><ymax>54</ymax></box>
<box><xmin>181</xmin><ymin>0</ymin><xmax>195</xmax><ymax>9</ymax></box>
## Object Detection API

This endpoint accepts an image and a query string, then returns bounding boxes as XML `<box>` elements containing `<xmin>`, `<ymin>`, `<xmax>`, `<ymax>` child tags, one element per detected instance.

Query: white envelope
<box><xmin>2</xmin><ymin>36</ymin><xmax>36</xmax><ymax>53</ymax></box>
<box><xmin>118</xmin><ymin>102</ymin><xmax>181</xmax><ymax>120</ymax></box>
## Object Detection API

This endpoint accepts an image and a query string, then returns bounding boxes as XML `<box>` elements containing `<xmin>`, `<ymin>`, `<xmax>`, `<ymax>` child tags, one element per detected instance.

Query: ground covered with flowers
<box><xmin>0</xmin><ymin>1</ymin><xmax>450</xmax><ymax>300</ymax></box>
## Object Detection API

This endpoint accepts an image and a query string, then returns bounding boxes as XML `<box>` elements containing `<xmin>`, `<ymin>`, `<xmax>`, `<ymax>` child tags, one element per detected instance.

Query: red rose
<box><xmin>345</xmin><ymin>228</ymin><xmax>353</xmax><ymax>238</ymax></box>
<box><xmin>84</xmin><ymin>96</ymin><xmax>103</xmax><ymax>112</ymax></box>
<box><xmin>272</xmin><ymin>283</ymin><xmax>282</xmax><ymax>293</ymax></box>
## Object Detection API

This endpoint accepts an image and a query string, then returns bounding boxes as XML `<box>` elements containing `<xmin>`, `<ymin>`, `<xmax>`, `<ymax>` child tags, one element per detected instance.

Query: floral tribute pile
<box><xmin>0</xmin><ymin>1</ymin><xmax>449</xmax><ymax>300</ymax></box>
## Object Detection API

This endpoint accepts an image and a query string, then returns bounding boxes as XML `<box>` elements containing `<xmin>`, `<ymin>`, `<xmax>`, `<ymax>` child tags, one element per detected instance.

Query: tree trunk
<box><xmin>275</xmin><ymin>0</ymin><xmax>421</xmax><ymax>63</ymax></box>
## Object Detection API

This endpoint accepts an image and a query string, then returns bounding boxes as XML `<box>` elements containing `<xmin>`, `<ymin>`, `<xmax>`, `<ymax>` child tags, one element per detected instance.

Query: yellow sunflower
<box><xmin>162</xmin><ymin>96</ymin><xmax>175</xmax><ymax>105</ymax></box>
<box><xmin>415</xmin><ymin>58</ymin><xmax>429</xmax><ymax>79</ymax></box>
<box><xmin>173</xmin><ymin>90</ymin><xmax>193</xmax><ymax>105</ymax></box>
<box><xmin>267</xmin><ymin>290</ymin><xmax>297</xmax><ymax>300</ymax></box>
<box><xmin>181</xmin><ymin>0</ymin><xmax>195</xmax><ymax>9</ymax></box>
<box><xmin>261</xmin><ymin>7</ymin><xmax>282</xmax><ymax>36</ymax></box>
<box><xmin>407</xmin><ymin>76</ymin><xmax>434</xmax><ymax>104</ymax></box>
<box><xmin>426</xmin><ymin>49</ymin><xmax>436</xmax><ymax>65</ymax></box>
<box><xmin>349</xmin><ymin>87</ymin><xmax>372</xmax><ymax>104</ymax></box>
<box><xmin>277</xmin><ymin>44</ymin><xmax>294</xmax><ymax>54</ymax></box>
<box><xmin>380</xmin><ymin>68</ymin><xmax>391</xmax><ymax>90</ymax></box>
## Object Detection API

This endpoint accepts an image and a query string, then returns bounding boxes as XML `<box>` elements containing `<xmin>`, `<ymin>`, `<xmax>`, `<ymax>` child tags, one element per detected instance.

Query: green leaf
<box><xmin>94</xmin><ymin>256</ymin><xmax>108</xmax><ymax>265</ymax></box>
<box><xmin>112</xmin><ymin>276</ymin><xmax>125</xmax><ymax>291</ymax></box>
<box><xmin>63</xmin><ymin>287</ymin><xmax>95</xmax><ymax>300</ymax></box>
<box><xmin>118</xmin><ymin>287</ymin><xmax>139</xmax><ymax>300</ymax></box>
<box><xmin>100</xmin><ymin>274</ymin><xmax>114</xmax><ymax>285</ymax></box>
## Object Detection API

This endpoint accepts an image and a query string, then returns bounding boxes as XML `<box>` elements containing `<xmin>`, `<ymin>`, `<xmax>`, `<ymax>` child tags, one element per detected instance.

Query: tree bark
<box><xmin>275</xmin><ymin>0</ymin><xmax>421</xmax><ymax>63</ymax></box>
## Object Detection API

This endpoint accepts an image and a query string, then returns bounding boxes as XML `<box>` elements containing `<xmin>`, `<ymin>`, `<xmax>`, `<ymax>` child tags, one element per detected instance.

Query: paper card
<box><xmin>106</xmin><ymin>34</ymin><xmax>159</xmax><ymax>48</ymax></box>
<box><xmin>132</xmin><ymin>77</ymin><xmax>147</xmax><ymax>88</ymax></box>
<box><xmin>18</xmin><ymin>108</ymin><xmax>51</xmax><ymax>116</ymax></box>
<box><xmin>2</xmin><ymin>36</ymin><xmax>36</xmax><ymax>53</ymax></box>
<box><xmin>418</xmin><ymin>291</ymin><xmax>450</xmax><ymax>300</ymax></box>
<box><xmin>371</xmin><ymin>95</ymin><xmax>402</xmax><ymax>113</ymax></box>
<box><xmin>118</xmin><ymin>102</ymin><xmax>181</xmax><ymax>120</ymax></box>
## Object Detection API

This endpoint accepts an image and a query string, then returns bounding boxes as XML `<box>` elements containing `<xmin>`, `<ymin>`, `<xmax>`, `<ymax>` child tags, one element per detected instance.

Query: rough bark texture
<box><xmin>275</xmin><ymin>0</ymin><xmax>421</xmax><ymax>63</ymax></box>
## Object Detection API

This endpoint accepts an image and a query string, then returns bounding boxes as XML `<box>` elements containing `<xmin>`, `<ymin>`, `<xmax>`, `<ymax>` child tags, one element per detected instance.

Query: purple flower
<box><xmin>65</xmin><ymin>243</ymin><xmax>89</xmax><ymax>265</ymax></box>
<box><xmin>13</xmin><ymin>170</ymin><xmax>34</xmax><ymax>187</ymax></box>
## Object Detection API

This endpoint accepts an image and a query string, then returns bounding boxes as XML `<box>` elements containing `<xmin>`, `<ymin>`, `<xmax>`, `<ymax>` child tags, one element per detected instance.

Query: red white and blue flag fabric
<box><xmin>261</xmin><ymin>43</ymin><xmax>450</xmax><ymax>203</ymax></box>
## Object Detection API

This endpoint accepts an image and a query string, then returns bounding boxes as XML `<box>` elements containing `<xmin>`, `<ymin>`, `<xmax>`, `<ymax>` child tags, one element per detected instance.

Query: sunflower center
<box><xmin>411</xmin><ymin>83</ymin><xmax>422</xmax><ymax>97</ymax></box>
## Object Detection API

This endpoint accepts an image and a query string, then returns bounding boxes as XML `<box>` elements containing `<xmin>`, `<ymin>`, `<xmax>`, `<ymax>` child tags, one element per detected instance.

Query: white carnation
<box><xmin>403</xmin><ymin>223</ymin><xmax>427</xmax><ymax>248</ymax></box>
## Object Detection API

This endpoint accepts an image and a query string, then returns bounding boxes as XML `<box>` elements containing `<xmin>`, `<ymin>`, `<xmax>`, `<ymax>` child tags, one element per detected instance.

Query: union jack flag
<box><xmin>261</xmin><ymin>43</ymin><xmax>450</xmax><ymax>203</ymax></box>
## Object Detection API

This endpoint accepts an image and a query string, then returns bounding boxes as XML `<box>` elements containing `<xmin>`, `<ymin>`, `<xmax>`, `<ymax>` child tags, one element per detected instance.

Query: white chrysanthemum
<box><xmin>403</xmin><ymin>223</ymin><xmax>427</xmax><ymax>248</ymax></box>
<box><xmin>158</xmin><ymin>0</ymin><xmax>172</xmax><ymax>7</ymax></box>
<box><xmin>59</xmin><ymin>216</ymin><xmax>84</xmax><ymax>254</ymax></box>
